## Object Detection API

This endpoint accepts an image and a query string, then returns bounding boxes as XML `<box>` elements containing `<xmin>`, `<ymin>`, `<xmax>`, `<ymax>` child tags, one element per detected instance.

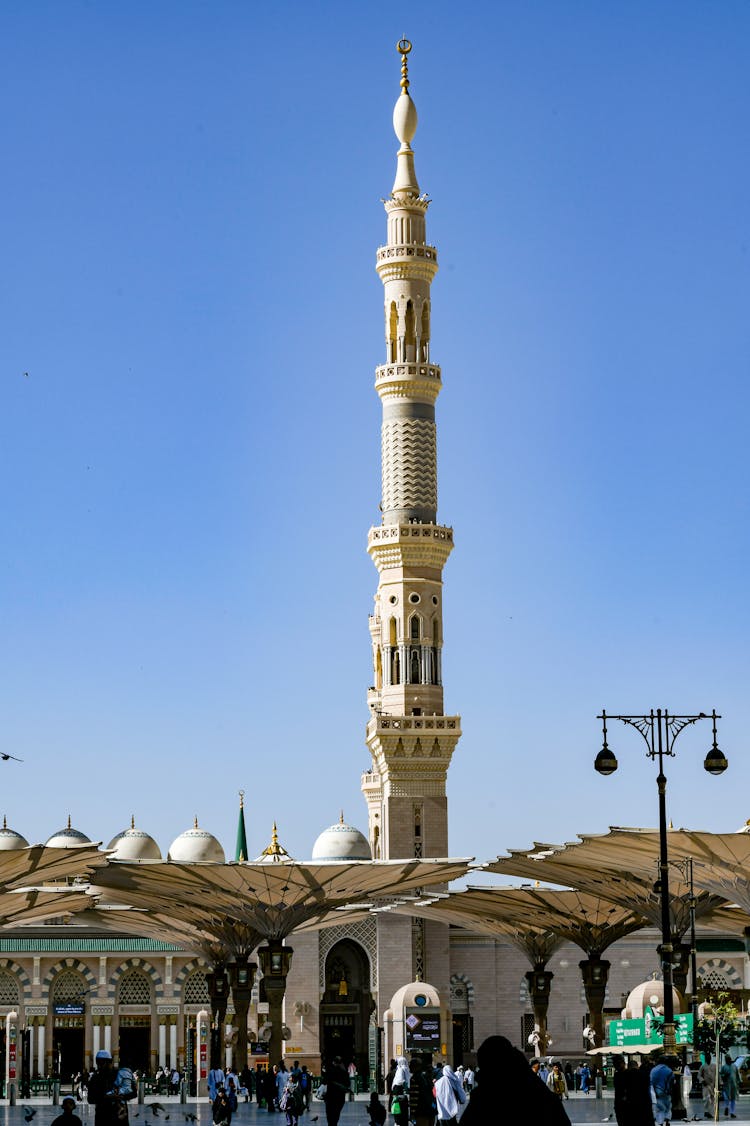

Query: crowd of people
<box><xmin>44</xmin><ymin>1038</ymin><xmax>748</xmax><ymax>1126</ymax></box>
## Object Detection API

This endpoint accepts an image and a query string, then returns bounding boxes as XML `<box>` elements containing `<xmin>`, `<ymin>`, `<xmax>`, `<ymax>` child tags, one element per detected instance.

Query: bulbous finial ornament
<box><xmin>397</xmin><ymin>37</ymin><xmax>412</xmax><ymax>93</ymax></box>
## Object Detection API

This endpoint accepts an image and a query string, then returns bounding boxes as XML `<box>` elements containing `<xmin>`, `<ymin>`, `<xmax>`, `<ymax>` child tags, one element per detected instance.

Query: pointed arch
<box><xmin>108</xmin><ymin>957</ymin><xmax>164</xmax><ymax>1001</ymax></box>
<box><xmin>0</xmin><ymin>959</ymin><xmax>32</xmax><ymax>1004</ymax></box>
<box><xmin>42</xmin><ymin>958</ymin><xmax>97</xmax><ymax>1000</ymax></box>
<box><xmin>388</xmin><ymin>302</ymin><xmax>398</xmax><ymax>363</ymax></box>
<box><xmin>404</xmin><ymin>300</ymin><xmax>416</xmax><ymax>361</ymax></box>
<box><xmin>409</xmin><ymin>614</ymin><xmax>421</xmax><ymax>641</ymax></box>
<box><xmin>420</xmin><ymin>301</ymin><xmax>430</xmax><ymax>361</ymax></box>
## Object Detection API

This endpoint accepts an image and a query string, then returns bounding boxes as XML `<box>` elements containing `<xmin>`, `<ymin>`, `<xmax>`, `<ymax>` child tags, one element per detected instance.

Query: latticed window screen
<box><xmin>700</xmin><ymin>970</ymin><xmax>731</xmax><ymax>991</ymax></box>
<box><xmin>118</xmin><ymin>971</ymin><xmax>152</xmax><ymax>1004</ymax></box>
<box><xmin>183</xmin><ymin>972</ymin><xmax>209</xmax><ymax>1004</ymax></box>
<box><xmin>0</xmin><ymin>971</ymin><xmax>19</xmax><ymax>1005</ymax></box>
<box><xmin>52</xmin><ymin>970</ymin><xmax>87</xmax><ymax>1002</ymax></box>
<box><xmin>521</xmin><ymin>1013</ymin><xmax>535</xmax><ymax>1054</ymax></box>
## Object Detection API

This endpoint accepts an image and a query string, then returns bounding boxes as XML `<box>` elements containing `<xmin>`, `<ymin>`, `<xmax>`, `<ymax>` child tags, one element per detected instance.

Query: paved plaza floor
<box><xmin>1</xmin><ymin>1094</ymin><xmax>749</xmax><ymax>1125</ymax></box>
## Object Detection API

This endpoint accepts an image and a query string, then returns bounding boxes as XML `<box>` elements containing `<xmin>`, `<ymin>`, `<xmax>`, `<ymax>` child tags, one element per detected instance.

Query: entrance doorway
<box><xmin>319</xmin><ymin>938</ymin><xmax>374</xmax><ymax>1085</ymax></box>
<box><xmin>119</xmin><ymin>1024</ymin><xmax>151</xmax><ymax>1072</ymax></box>
<box><xmin>451</xmin><ymin>1015</ymin><xmax>472</xmax><ymax>1068</ymax></box>
<box><xmin>54</xmin><ymin>1027</ymin><xmax>84</xmax><ymax>1082</ymax></box>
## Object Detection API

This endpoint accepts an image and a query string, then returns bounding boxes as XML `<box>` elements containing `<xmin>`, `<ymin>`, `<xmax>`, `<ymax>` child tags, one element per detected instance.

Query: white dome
<box><xmin>108</xmin><ymin>821</ymin><xmax>162</xmax><ymax>861</ymax></box>
<box><xmin>622</xmin><ymin>978</ymin><xmax>683</xmax><ymax>1019</ymax></box>
<box><xmin>168</xmin><ymin>820</ymin><xmax>224</xmax><ymax>864</ymax></box>
<box><xmin>312</xmin><ymin>816</ymin><xmax>371</xmax><ymax>862</ymax></box>
<box><xmin>0</xmin><ymin>818</ymin><xmax>29</xmax><ymax>850</ymax></box>
<box><xmin>45</xmin><ymin>819</ymin><xmax>91</xmax><ymax>848</ymax></box>
<box><xmin>389</xmin><ymin>978</ymin><xmax>441</xmax><ymax>1011</ymax></box>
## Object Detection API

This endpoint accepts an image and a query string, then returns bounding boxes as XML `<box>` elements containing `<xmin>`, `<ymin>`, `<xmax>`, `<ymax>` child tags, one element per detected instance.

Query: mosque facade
<box><xmin>0</xmin><ymin>43</ymin><xmax>747</xmax><ymax>1086</ymax></box>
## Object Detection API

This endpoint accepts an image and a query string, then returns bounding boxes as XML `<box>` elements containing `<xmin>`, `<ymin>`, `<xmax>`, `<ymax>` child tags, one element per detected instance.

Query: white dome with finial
<box><xmin>46</xmin><ymin>816</ymin><xmax>91</xmax><ymax>848</ymax></box>
<box><xmin>168</xmin><ymin>818</ymin><xmax>225</xmax><ymax>864</ymax></box>
<box><xmin>108</xmin><ymin>817</ymin><xmax>162</xmax><ymax>861</ymax></box>
<box><xmin>312</xmin><ymin>813</ymin><xmax>371</xmax><ymax>862</ymax></box>
<box><xmin>0</xmin><ymin>816</ymin><xmax>29</xmax><ymax>850</ymax></box>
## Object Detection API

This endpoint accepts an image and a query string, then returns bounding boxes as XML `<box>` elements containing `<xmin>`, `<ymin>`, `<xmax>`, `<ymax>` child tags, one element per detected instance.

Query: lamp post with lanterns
<box><xmin>594</xmin><ymin>709</ymin><xmax>727</xmax><ymax>1054</ymax></box>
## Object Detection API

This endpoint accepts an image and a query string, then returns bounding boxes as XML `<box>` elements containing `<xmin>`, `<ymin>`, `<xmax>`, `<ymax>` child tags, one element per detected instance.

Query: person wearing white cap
<box><xmin>88</xmin><ymin>1051</ymin><xmax>129</xmax><ymax>1126</ymax></box>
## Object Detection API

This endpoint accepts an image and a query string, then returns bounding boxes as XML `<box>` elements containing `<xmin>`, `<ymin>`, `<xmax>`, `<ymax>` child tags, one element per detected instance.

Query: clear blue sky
<box><xmin>1</xmin><ymin>1</ymin><xmax>748</xmax><ymax>865</ymax></box>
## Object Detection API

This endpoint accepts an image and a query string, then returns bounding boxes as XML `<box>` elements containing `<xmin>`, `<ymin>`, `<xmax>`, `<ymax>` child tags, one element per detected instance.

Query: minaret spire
<box><xmin>362</xmin><ymin>42</ymin><xmax>461</xmax><ymax>867</ymax></box>
<box><xmin>235</xmin><ymin>790</ymin><xmax>248</xmax><ymax>862</ymax></box>
<box><xmin>392</xmin><ymin>38</ymin><xmax>420</xmax><ymax>199</ymax></box>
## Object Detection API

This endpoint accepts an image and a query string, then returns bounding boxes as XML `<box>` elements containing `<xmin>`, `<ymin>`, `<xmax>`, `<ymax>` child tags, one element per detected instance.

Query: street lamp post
<box><xmin>594</xmin><ymin>709</ymin><xmax>727</xmax><ymax>1054</ymax></box>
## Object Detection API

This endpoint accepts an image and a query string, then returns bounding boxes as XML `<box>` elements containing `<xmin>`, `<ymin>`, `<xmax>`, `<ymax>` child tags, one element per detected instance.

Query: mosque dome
<box><xmin>389</xmin><ymin>978</ymin><xmax>441</xmax><ymax>1012</ymax></box>
<box><xmin>621</xmin><ymin>978</ymin><xmax>683</xmax><ymax>1020</ymax></box>
<box><xmin>312</xmin><ymin>814</ymin><xmax>371</xmax><ymax>862</ymax></box>
<box><xmin>168</xmin><ymin>819</ymin><xmax>225</xmax><ymax>864</ymax></box>
<box><xmin>107</xmin><ymin>818</ymin><xmax>162</xmax><ymax>861</ymax></box>
<box><xmin>0</xmin><ymin>817</ymin><xmax>29</xmax><ymax>850</ymax></box>
<box><xmin>45</xmin><ymin>817</ymin><xmax>91</xmax><ymax>848</ymax></box>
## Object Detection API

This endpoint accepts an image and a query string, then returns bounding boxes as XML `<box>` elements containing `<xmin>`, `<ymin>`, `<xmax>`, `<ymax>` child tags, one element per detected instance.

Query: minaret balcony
<box><xmin>376</xmin><ymin>244</ymin><xmax>438</xmax><ymax>283</ymax></box>
<box><xmin>374</xmin><ymin>362</ymin><xmax>442</xmax><ymax>403</ymax></box>
<box><xmin>368</xmin><ymin>522</ymin><xmax>454</xmax><ymax>571</ymax></box>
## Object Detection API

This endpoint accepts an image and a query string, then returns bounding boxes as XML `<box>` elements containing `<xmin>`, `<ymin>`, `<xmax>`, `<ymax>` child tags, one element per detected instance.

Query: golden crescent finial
<box><xmin>397</xmin><ymin>38</ymin><xmax>412</xmax><ymax>94</ymax></box>
<box><xmin>239</xmin><ymin>789</ymin><xmax>245</xmax><ymax>808</ymax></box>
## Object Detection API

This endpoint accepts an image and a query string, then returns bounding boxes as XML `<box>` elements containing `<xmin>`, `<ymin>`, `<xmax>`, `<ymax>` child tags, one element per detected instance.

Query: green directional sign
<box><xmin>608</xmin><ymin>1008</ymin><xmax>693</xmax><ymax>1048</ymax></box>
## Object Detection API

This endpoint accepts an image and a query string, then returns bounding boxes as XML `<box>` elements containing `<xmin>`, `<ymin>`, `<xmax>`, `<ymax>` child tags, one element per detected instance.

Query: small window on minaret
<box><xmin>410</xmin><ymin>616</ymin><xmax>420</xmax><ymax>640</ymax></box>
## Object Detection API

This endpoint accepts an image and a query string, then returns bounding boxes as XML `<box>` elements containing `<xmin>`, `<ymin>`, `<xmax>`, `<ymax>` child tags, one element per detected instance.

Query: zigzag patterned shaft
<box><xmin>381</xmin><ymin>417</ymin><xmax>437</xmax><ymax>513</ymax></box>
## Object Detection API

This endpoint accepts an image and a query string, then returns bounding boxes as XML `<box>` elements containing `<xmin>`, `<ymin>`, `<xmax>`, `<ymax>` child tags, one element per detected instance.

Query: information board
<box><xmin>405</xmin><ymin>1009</ymin><xmax>441</xmax><ymax>1052</ymax></box>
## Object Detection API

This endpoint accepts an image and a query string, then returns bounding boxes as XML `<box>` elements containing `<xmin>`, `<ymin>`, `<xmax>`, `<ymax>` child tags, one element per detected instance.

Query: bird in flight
<box><xmin>1</xmin><ymin>752</ymin><xmax>23</xmax><ymax>762</ymax></box>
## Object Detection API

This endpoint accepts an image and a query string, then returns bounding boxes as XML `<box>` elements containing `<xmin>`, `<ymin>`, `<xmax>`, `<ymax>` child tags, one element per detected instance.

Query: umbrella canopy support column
<box><xmin>258</xmin><ymin>940</ymin><xmax>293</xmax><ymax>1067</ymax></box>
<box><xmin>525</xmin><ymin>967</ymin><xmax>553</xmax><ymax>1056</ymax></box>
<box><xmin>579</xmin><ymin>955</ymin><xmax>610</xmax><ymax>1048</ymax></box>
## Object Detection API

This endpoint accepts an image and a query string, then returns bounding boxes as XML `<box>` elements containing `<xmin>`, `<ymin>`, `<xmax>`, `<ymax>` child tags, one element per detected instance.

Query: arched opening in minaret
<box><xmin>389</xmin><ymin>617</ymin><xmax>397</xmax><ymax>646</ymax></box>
<box><xmin>409</xmin><ymin>647</ymin><xmax>421</xmax><ymax>684</ymax></box>
<box><xmin>388</xmin><ymin>302</ymin><xmax>398</xmax><ymax>363</ymax></box>
<box><xmin>409</xmin><ymin>615</ymin><xmax>421</xmax><ymax>641</ymax></box>
<box><xmin>404</xmin><ymin>300</ymin><xmax>416</xmax><ymax>362</ymax></box>
<box><xmin>430</xmin><ymin>648</ymin><xmax>439</xmax><ymax>685</ymax></box>
<box><xmin>421</xmin><ymin>302</ymin><xmax>430</xmax><ymax>362</ymax></box>
<box><xmin>375</xmin><ymin>647</ymin><xmax>382</xmax><ymax>690</ymax></box>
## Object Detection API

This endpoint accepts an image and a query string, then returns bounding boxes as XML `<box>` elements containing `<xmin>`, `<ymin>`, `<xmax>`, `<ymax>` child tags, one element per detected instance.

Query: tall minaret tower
<box><xmin>362</xmin><ymin>41</ymin><xmax>461</xmax><ymax>869</ymax></box>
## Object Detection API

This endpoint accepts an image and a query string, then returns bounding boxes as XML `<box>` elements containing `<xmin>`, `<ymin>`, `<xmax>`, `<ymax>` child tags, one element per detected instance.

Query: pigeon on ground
<box><xmin>23</xmin><ymin>1109</ymin><xmax>36</xmax><ymax>1123</ymax></box>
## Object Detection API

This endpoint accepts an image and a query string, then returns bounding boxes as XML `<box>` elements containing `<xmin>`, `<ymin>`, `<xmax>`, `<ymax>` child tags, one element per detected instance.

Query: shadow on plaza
<box><xmin>3</xmin><ymin>1095</ymin><xmax>750</xmax><ymax>1124</ymax></box>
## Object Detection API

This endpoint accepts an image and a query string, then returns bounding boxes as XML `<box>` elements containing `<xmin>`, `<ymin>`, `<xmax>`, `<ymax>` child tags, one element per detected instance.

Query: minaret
<box><xmin>362</xmin><ymin>40</ymin><xmax>461</xmax><ymax>867</ymax></box>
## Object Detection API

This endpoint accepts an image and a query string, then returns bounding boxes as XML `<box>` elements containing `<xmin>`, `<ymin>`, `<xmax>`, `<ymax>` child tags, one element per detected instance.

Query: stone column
<box><xmin>169</xmin><ymin>1021</ymin><xmax>177</xmax><ymax>1070</ymax></box>
<box><xmin>93</xmin><ymin>1020</ymin><xmax>101</xmax><ymax>1056</ymax></box>
<box><xmin>104</xmin><ymin>1020</ymin><xmax>112</xmax><ymax>1055</ymax></box>
<box><xmin>37</xmin><ymin>1023</ymin><xmax>45</xmax><ymax>1079</ymax></box>
<box><xmin>158</xmin><ymin>1023</ymin><xmax>167</xmax><ymax>1068</ymax></box>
